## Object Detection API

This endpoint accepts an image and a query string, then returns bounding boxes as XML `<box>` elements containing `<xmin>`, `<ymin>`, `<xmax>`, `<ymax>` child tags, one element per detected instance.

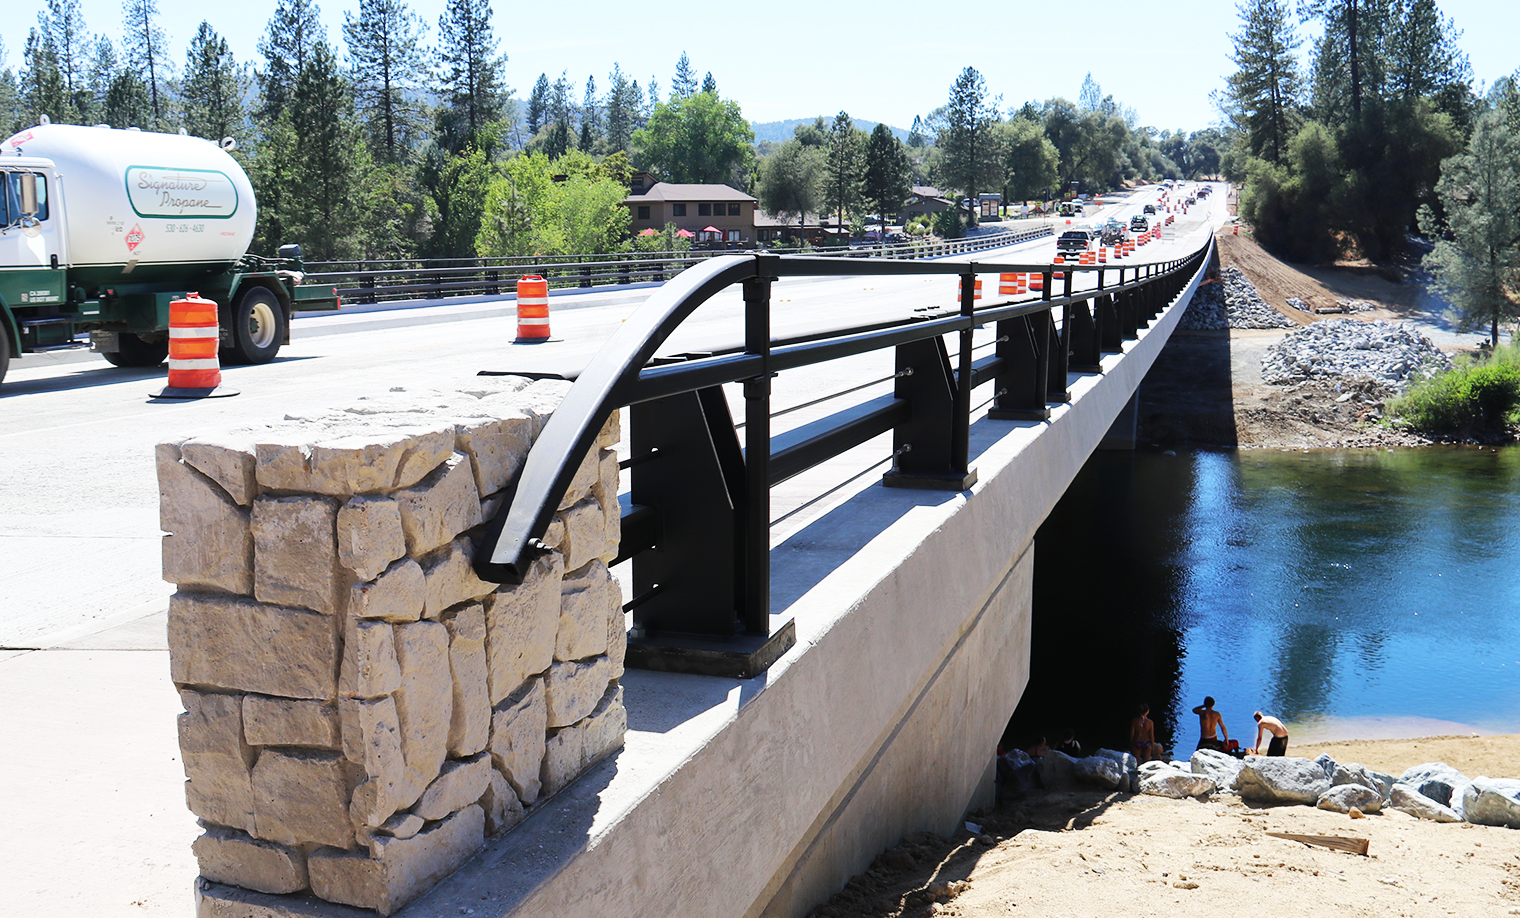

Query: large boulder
<box><xmin>1075</xmin><ymin>756</ymin><xmax>1126</xmax><ymax>791</ymax></box>
<box><xmin>1191</xmin><ymin>748</ymin><xmax>1244</xmax><ymax>792</ymax></box>
<box><xmin>1039</xmin><ymin>750</ymin><xmax>1079</xmax><ymax>788</ymax></box>
<box><xmin>1332</xmin><ymin>763</ymin><xmax>1394</xmax><ymax>800</ymax></box>
<box><xmin>1238</xmin><ymin>756</ymin><xmax>1332</xmax><ymax>805</ymax></box>
<box><xmin>1138</xmin><ymin>762</ymin><xmax>1216</xmax><ymax>799</ymax></box>
<box><xmin>1461</xmin><ymin>778</ymin><xmax>1520</xmax><ymax>829</ymax></box>
<box><xmin>1095</xmin><ymin>748</ymin><xmax>1139</xmax><ymax>772</ymax></box>
<box><xmin>1316</xmin><ymin>784</ymin><xmax>1382</xmax><ymax>814</ymax></box>
<box><xmin>1389</xmin><ymin>783</ymin><xmax>1461</xmax><ymax>823</ymax></box>
<box><xmin>1398</xmin><ymin>763</ymin><xmax>1468</xmax><ymax>808</ymax></box>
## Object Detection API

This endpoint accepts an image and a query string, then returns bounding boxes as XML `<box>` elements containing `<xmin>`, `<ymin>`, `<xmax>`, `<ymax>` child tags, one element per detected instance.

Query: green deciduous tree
<box><xmin>477</xmin><ymin>151</ymin><xmax>630</xmax><ymax>257</ymax></box>
<box><xmin>757</xmin><ymin>139</ymin><xmax>824</xmax><ymax>240</ymax></box>
<box><xmin>344</xmin><ymin>0</ymin><xmax>429</xmax><ymax>164</ymax></box>
<box><xmin>421</xmin><ymin>143</ymin><xmax>493</xmax><ymax>257</ymax></box>
<box><xmin>1225</xmin><ymin>0</ymin><xmax>1303</xmax><ymax>162</ymax></box>
<box><xmin>996</xmin><ymin>117</ymin><xmax>1058</xmax><ymax>201</ymax></box>
<box><xmin>181</xmin><ymin>22</ymin><xmax>246</xmax><ymax>142</ymax></box>
<box><xmin>1241</xmin><ymin>120</ymin><xmax>1342</xmax><ymax>261</ymax></box>
<box><xmin>633</xmin><ymin>90</ymin><xmax>754</xmax><ymax>186</ymax></box>
<box><xmin>1419</xmin><ymin>110</ymin><xmax>1520</xmax><ymax>345</ymax></box>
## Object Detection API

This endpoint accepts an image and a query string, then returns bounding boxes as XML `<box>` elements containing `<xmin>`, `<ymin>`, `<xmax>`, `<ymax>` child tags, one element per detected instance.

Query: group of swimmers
<box><xmin>1129</xmin><ymin>697</ymin><xmax>1291</xmax><ymax>763</ymax></box>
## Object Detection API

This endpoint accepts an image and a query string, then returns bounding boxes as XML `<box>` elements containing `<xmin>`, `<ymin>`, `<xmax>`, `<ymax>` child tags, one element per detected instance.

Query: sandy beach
<box><xmin>810</xmin><ymin>733</ymin><xmax>1520</xmax><ymax>918</ymax></box>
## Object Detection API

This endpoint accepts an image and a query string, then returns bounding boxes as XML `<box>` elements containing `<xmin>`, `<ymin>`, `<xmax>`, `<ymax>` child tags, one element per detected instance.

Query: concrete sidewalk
<box><xmin>0</xmin><ymin>609</ymin><xmax>197</xmax><ymax>916</ymax></box>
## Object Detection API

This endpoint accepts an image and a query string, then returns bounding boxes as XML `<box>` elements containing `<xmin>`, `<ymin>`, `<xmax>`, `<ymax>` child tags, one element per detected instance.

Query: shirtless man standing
<box><xmin>1252</xmin><ymin>711</ymin><xmax>1289</xmax><ymax>756</ymax></box>
<box><xmin>1192</xmin><ymin>696</ymin><xmax>1228</xmax><ymax>751</ymax></box>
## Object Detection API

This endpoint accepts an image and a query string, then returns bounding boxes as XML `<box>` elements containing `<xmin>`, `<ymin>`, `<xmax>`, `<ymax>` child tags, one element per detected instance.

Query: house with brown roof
<box><xmin>624</xmin><ymin>182</ymin><xmax>758</xmax><ymax>245</ymax></box>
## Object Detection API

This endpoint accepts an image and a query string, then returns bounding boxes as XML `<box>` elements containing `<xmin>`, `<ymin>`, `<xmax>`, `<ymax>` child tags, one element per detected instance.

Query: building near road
<box><xmin>623</xmin><ymin>183</ymin><xmax>757</xmax><ymax>245</ymax></box>
<box><xmin>899</xmin><ymin>186</ymin><xmax>957</xmax><ymax>223</ymax></box>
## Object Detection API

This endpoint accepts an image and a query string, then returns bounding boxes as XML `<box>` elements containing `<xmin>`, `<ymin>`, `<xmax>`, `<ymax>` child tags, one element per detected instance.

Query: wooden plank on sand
<box><xmin>1265</xmin><ymin>832</ymin><xmax>1370</xmax><ymax>856</ymax></box>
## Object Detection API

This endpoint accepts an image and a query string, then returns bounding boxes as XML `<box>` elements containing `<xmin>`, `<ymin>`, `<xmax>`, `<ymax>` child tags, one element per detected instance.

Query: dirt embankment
<box><xmin>807</xmin><ymin>734</ymin><xmax>1520</xmax><ymax>918</ymax></box>
<box><xmin>1139</xmin><ymin>233</ymin><xmax>1462</xmax><ymax>450</ymax></box>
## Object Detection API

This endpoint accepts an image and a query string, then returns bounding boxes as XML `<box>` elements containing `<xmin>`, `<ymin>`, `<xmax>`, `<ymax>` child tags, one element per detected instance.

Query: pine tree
<box><xmin>908</xmin><ymin>115</ymin><xmax>925</xmax><ymax>149</ymax></box>
<box><xmin>122</xmin><ymin>0</ymin><xmax>172</xmax><ymax>129</ymax></box>
<box><xmin>344</xmin><ymin>0</ymin><xmax>428</xmax><ymax>164</ymax></box>
<box><xmin>436</xmin><ymin>0</ymin><xmax>506</xmax><ymax>145</ymax></box>
<box><xmin>256</xmin><ymin>0</ymin><xmax>324</xmax><ymax>124</ymax></box>
<box><xmin>862</xmin><ymin>123</ymin><xmax>911</xmax><ymax>231</ymax></box>
<box><xmin>0</xmin><ymin>38</ymin><xmax>22</xmax><ymax>135</ymax></box>
<box><xmin>701</xmin><ymin>72</ymin><xmax>716</xmax><ymax>95</ymax></box>
<box><xmin>287</xmin><ymin>44</ymin><xmax>369</xmax><ymax>260</ymax></box>
<box><xmin>579</xmin><ymin>75</ymin><xmax>598</xmax><ymax>152</ymax></box>
<box><xmin>605</xmin><ymin>64</ymin><xmax>637</xmax><ymax>154</ymax></box>
<box><xmin>527</xmin><ymin>73</ymin><xmax>549</xmax><ymax>135</ymax></box>
<box><xmin>182</xmin><ymin>22</ymin><xmax>245</xmax><ymax>142</ymax></box>
<box><xmin>1387</xmin><ymin>0</ymin><xmax>1471</xmax><ymax>122</ymax></box>
<box><xmin>1302</xmin><ymin>0</ymin><xmax>1395</xmax><ymax>122</ymax></box>
<box><xmin>822</xmin><ymin>111</ymin><xmax>863</xmax><ymax>230</ymax></box>
<box><xmin>645</xmin><ymin>76</ymin><xmax>659</xmax><ymax>118</ymax></box>
<box><xmin>1078</xmin><ymin>73</ymin><xmax>1102</xmax><ymax>112</ymax></box>
<box><xmin>38</xmin><ymin>0</ymin><xmax>89</xmax><ymax>120</ymax></box>
<box><xmin>103</xmin><ymin>68</ymin><xmax>150</xmax><ymax>129</ymax></box>
<box><xmin>84</xmin><ymin>36</ymin><xmax>118</xmax><ymax>121</ymax></box>
<box><xmin>1420</xmin><ymin>109</ymin><xmax>1520</xmax><ymax>345</ymax></box>
<box><xmin>1225</xmin><ymin>0</ymin><xmax>1303</xmax><ymax>162</ymax></box>
<box><xmin>671</xmin><ymin>52</ymin><xmax>695</xmax><ymax>99</ymax></box>
<box><xmin>20</xmin><ymin>28</ymin><xmax>69</xmax><ymax>125</ymax></box>
<box><xmin>938</xmin><ymin>67</ymin><xmax>998</xmax><ymax>216</ymax></box>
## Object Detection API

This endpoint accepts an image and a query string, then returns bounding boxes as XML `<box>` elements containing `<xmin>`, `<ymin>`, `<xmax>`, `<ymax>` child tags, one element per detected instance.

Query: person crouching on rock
<box><xmin>1193</xmin><ymin>696</ymin><xmax>1229</xmax><ymax>751</ymax></box>
<box><xmin>1252</xmin><ymin>711</ymin><xmax>1289</xmax><ymax>756</ymax></box>
<box><xmin>1130</xmin><ymin>703</ymin><xmax>1165</xmax><ymax>763</ymax></box>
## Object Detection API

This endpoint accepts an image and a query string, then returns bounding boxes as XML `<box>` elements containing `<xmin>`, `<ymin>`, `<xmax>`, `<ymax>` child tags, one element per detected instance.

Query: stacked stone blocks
<box><xmin>160</xmin><ymin>380</ymin><xmax>626</xmax><ymax>915</ymax></box>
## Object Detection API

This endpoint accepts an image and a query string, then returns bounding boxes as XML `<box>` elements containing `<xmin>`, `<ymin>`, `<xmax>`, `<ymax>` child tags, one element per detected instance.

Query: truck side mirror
<box><xmin>20</xmin><ymin>172</ymin><xmax>38</xmax><ymax>217</ymax></box>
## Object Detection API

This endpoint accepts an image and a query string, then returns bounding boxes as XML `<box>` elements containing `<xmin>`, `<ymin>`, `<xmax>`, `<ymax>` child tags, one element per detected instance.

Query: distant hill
<box><xmin>752</xmin><ymin>118</ymin><xmax>910</xmax><ymax>144</ymax></box>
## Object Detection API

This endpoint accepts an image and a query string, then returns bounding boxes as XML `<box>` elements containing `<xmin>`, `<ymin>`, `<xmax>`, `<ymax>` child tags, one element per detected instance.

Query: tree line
<box><xmin>753</xmin><ymin>70</ymin><xmax>1226</xmax><ymax>239</ymax></box>
<box><xmin>1221</xmin><ymin>0</ymin><xmax>1520</xmax><ymax>341</ymax></box>
<box><xmin>1</xmin><ymin>1</ymin><xmax>1237</xmax><ymax>264</ymax></box>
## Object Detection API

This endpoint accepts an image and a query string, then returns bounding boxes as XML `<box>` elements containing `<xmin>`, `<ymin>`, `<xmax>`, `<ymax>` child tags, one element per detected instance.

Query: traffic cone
<box><xmin>515</xmin><ymin>275</ymin><xmax>552</xmax><ymax>343</ymax></box>
<box><xmin>998</xmin><ymin>273</ymin><xmax>1023</xmax><ymax>296</ymax></box>
<box><xmin>152</xmin><ymin>293</ymin><xmax>238</xmax><ymax>399</ymax></box>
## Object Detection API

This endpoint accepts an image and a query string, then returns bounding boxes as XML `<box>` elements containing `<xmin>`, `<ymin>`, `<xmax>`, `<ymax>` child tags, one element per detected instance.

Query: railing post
<box><xmin>741</xmin><ymin>258</ymin><xmax>775</xmax><ymax>637</ymax></box>
<box><xmin>1047</xmin><ymin>269</ymin><xmax>1070</xmax><ymax>404</ymax></box>
<box><xmin>952</xmin><ymin>266</ymin><xmax>976</xmax><ymax>474</ymax></box>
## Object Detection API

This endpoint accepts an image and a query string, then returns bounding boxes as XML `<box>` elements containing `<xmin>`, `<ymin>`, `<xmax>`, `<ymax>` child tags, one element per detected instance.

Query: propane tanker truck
<box><xmin>0</xmin><ymin>122</ymin><xmax>341</xmax><ymax>385</ymax></box>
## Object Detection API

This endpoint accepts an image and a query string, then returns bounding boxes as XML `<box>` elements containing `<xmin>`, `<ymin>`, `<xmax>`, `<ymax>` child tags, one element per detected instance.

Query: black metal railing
<box><xmin>304</xmin><ymin>225</ymin><xmax>1055</xmax><ymax>305</ymax></box>
<box><xmin>474</xmin><ymin>234</ymin><xmax>1215</xmax><ymax>678</ymax></box>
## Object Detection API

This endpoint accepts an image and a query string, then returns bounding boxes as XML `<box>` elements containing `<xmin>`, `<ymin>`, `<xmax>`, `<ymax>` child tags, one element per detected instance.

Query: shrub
<box><xmin>1388</xmin><ymin>347</ymin><xmax>1520</xmax><ymax>437</ymax></box>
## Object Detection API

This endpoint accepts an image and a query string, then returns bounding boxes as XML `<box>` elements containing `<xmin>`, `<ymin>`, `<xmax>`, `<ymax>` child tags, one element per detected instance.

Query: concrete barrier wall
<box><xmin>157</xmin><ymin>378</ymin><xmax>626</xmax><ymax>916</ymax></box>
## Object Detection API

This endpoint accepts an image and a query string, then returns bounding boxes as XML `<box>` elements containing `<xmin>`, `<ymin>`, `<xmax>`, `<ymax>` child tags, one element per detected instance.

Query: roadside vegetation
<box><xmin>1387</xmin><ymin>343</ymin><xmax>1520</xmax><ymax>438</ymax></box>
<box><xmin>1223</xmin><ymin>0</ymin><xmax>1520</xmax><ymax>345</ymax></box>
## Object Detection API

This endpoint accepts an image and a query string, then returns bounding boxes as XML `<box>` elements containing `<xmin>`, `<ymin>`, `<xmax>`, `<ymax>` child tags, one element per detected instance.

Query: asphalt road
<box><xmin>0</xmin><ymin>182</ymin><xmax>1224</xmax><ymax>648</ymax></box>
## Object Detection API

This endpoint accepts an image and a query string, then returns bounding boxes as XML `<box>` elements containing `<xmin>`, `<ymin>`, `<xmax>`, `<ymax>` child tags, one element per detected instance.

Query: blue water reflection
<box><xmin>1012</xmin><ymin>447</ymin><xmax>1520</xmax><ymax>753</ymax></box>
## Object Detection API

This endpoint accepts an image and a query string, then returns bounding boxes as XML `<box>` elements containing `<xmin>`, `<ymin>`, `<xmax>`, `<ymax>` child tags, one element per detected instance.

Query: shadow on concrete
<box><xmin>1136</xmin><ymin>328</ymin><xmax>1239</xmax><ymax>448</ymax></box>
<box><xmin>0</xmin><ymin>355</ymin><xmax>318</xmax><ymax>397</ymax></box>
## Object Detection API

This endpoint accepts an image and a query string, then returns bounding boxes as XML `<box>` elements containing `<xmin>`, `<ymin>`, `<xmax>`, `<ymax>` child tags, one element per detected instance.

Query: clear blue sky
<box><xmin>3</xmin><ymin>0</ymin><xmax>1516</xmax><ymax>135</ymax></box>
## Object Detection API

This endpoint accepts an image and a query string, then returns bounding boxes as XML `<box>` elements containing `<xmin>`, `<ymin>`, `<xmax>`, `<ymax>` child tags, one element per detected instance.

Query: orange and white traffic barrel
<box><xmin>515</xmin><ymin>275</ymin><xmax>551</xmax><ymax>343</ymax></box>
<box><xmin>152</xmin><ymin>293</ymin><xmax>238</xmax><ymax>399</ymax></box>
<box><xmin>957</xmin><ymin>276</ymin><xmax>982</xmax><ymax>304</ymax></box>
<box><xmin>999</xmin><ymin>273</ymin><xmax>1023</xmax><ymax>296</ymax></box>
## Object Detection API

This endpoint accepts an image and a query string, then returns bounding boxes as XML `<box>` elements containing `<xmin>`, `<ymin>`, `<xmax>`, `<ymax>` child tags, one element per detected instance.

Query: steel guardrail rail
<box><xmin>472</xmin><ymin>234</ymin><xmax>1214</xmax><ymax>676</ymax></box>
<box><xmin>304</xmin><ymin>226</ymin><xmax>1057</xmax><ymax>304</ymax></box>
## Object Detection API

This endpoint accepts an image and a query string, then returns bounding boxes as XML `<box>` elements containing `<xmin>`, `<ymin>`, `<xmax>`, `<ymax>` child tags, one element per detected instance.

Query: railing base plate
<box><xmin>987</xmin><ymin>408</ymin><xmax>1050</xmax><ymax>422</ymax></box>
<box><xmin>1069</xmin><ymin>363</ymin><xmax>1104</xmax><ymax>373</ymax></box>
<box><xmin>626</xmin><ymin>619</ymin><xmax>797</xmax><ymax>679</ymax></box>
<box><xmin>881</xmin><ymin>469</ymin><xmax>979</xmax><ymax>491</ymax></box>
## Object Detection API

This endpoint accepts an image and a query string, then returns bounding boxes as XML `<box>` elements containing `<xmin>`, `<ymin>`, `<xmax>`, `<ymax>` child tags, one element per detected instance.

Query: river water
<box><xmin>1011</xmin><ymin>446</ymin><xmax>1520</xmax><ymax>755</ymax></box>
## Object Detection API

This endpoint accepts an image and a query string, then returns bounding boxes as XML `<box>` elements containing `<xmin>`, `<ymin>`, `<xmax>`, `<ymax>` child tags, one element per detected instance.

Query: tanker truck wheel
<box><xmin>229</xmin><ymin>287</ymin><xmax>287</xmax><ymax>365</ymax></box>
<box><xmin>101</xmin><ymin>333</ymin><xmax>169</xmax><ymax>367</ymax></box>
